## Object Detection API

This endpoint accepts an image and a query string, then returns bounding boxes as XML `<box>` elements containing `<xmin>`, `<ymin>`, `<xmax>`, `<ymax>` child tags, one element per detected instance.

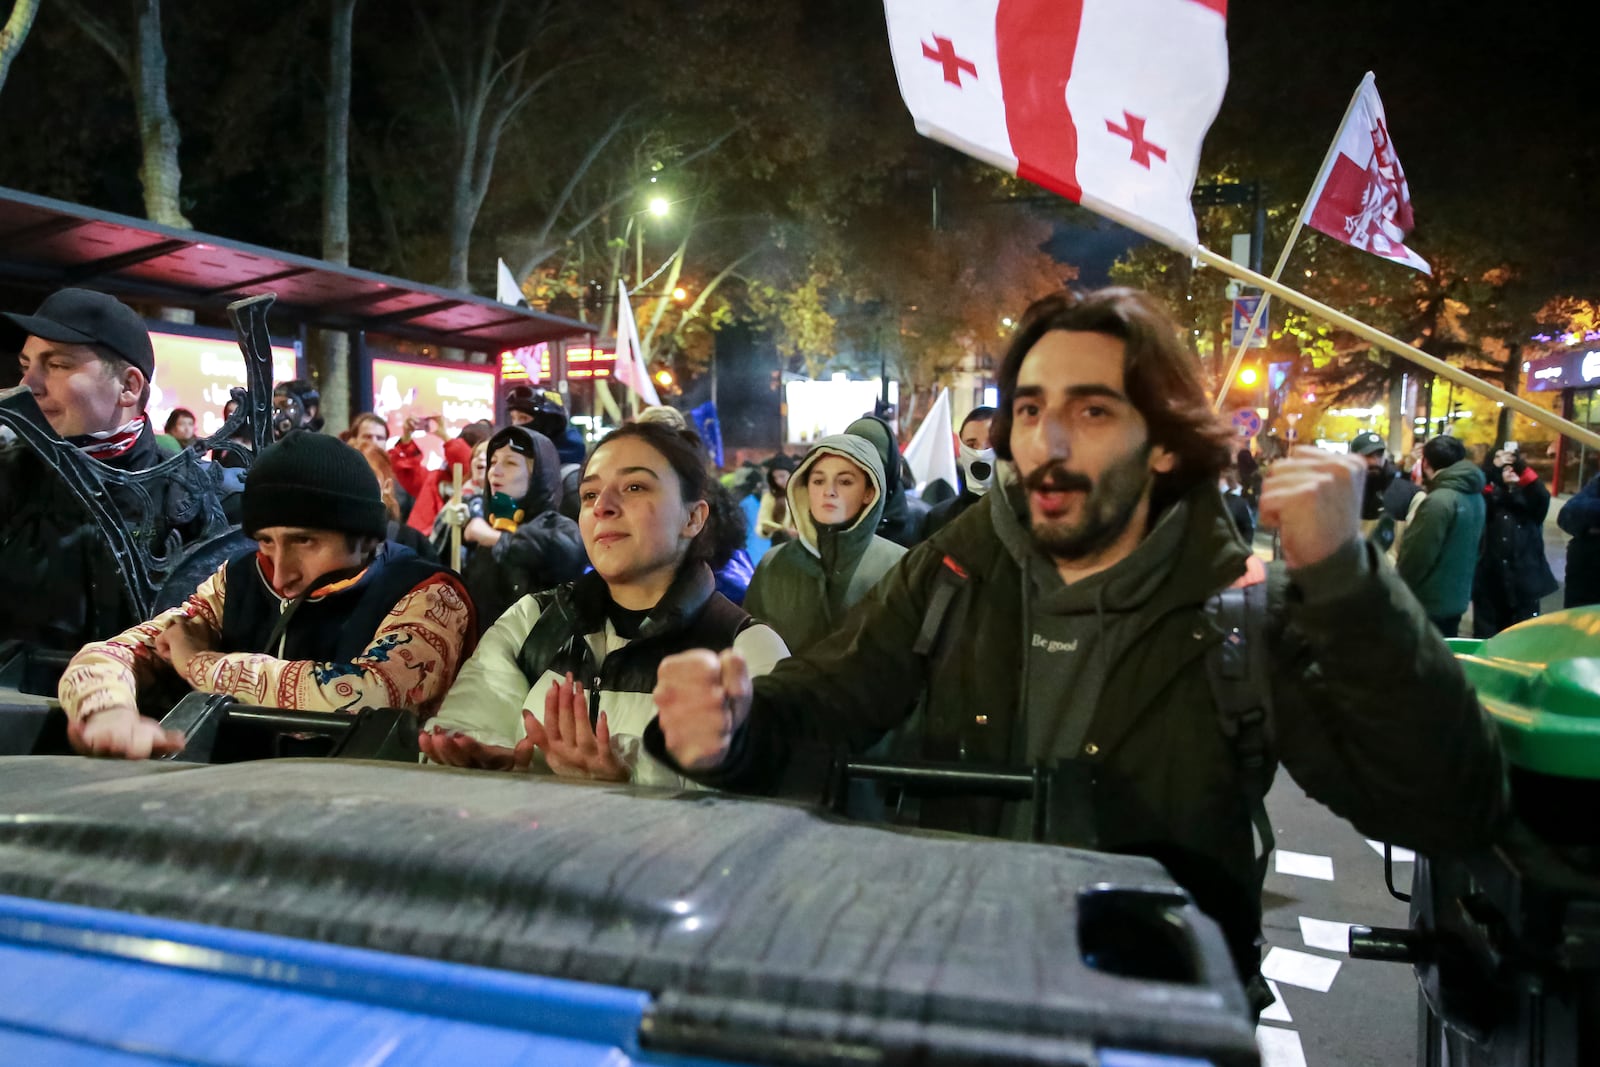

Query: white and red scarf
<box><xmin>73</xmin><ymin>416</ymin><xmax>149</xmax><ymax>462</ymax></box>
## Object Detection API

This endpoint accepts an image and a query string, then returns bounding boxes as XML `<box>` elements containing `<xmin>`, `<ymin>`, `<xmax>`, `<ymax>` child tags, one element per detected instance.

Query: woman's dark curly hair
<box><xmin>989</xmin><ymin>287</ymin><xmax>1234</xmax><ymax>507</ymax></box>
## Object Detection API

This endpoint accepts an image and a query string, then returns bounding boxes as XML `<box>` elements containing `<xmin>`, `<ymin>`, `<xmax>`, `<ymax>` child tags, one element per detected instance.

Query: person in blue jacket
<box><xmin>1557</xmin><ymin>472</ymin><xmax>1600</xmax><ymax>608</ymax></box>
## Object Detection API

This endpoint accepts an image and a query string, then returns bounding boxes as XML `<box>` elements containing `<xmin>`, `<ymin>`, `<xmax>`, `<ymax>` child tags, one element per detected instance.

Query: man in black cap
<box><xmin>57</xmin><ymin>431</ymin><xmax>478</xmax><ymax>759</ymax></box>
<box><xmin>0</xmin><ymin>288</ymin><xmax>182</xmax><ymax>650</ymax></box>
<box><xmin>1349</xmin><ymin>430</ymin><xmax>1409</xmax><ymax>551</ymax></box>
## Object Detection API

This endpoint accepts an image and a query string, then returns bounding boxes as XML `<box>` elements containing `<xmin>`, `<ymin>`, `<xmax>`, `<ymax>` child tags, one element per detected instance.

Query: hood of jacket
<box><xmin>486</xmin><ymin>425</ymin><xmax>563</xmax><ymax>517</ymax></box>
<box><xmin>787</xmin><ymin>434</ymin><xmax>889</xmax><ymax>562</ymax></box>
<box><xmin>1429</xmin><ymin>458</ymin><xmax>1485</xmax><ymax>496</ymax></box>
<box><xmin>844</xmin><ymin>414</ymin><xmax>911</xmax><ymax>534</ymax></box>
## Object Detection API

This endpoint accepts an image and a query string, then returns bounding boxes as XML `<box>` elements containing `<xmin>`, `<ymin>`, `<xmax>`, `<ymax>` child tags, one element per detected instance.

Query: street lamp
<box><xmin>619</xmin><ymin>196</ymin><xmax>672</xmax><ymax>290</ymax></box>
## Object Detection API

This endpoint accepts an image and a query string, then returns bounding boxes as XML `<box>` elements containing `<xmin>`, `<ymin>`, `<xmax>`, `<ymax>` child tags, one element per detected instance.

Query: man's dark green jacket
<box><xmin>1396</xmin><ymin>459</ymin><xmax>1486</xmax><ymax>619</ymax></box>
<box><xmin>649</xmin><ymin>475</ymin><xmax>1506</xmax><ymax>974</ymax></box>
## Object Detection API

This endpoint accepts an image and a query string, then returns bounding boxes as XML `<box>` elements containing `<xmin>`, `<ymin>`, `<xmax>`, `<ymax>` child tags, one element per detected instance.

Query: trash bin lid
<box><xmin>0</xmin><ymin>757</ymin><xmax>1259</xmax><ymax>1067</ymax></box>
<box><xmin>1454</xmin><ymin>607</ymin><xmax>1600</xmax><ymax>778</ymax></box>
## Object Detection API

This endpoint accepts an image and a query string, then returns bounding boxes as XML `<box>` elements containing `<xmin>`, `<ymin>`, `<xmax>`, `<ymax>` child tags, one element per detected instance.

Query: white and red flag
<box><xmin>613</xmin><ymin>280</ymin><xmax>661</xmax><ymax>408</ymax></box>
<box><xmin>883</xmin><ymin>0</ymin><xmax>1228</xmax><ymax>252</ymax></box>
<box><xmin>1300</xmin><ymin>72</ymin><xmax>1430</xmax><ymax>274</ymax></box>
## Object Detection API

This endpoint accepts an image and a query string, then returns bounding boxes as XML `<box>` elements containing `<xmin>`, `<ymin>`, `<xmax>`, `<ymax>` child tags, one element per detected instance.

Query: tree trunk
<box><xmin>0</xmin><ymin>0</ymin><xmax>41</xmax><ymax>97</ymax></box>
<box><xmin>132</xmin><ymin>0</ymin><xmax>189</xmax><ymax>229</ymax></box>
<box><xmin>444</xmin><ymin>116</ymin><xmax>482</xmax><ymax>290</ymax></box>
<box><xmin>1497</xmin><ymin>341</ymin><xmax>1522</xmax><ymax>446</ymax></box>
<box><xmin>316</xmin><ymin>0</ymin><xmax>359</xmax><ymax>433</ymax></box>
<box><xmin>323</xmin><ymin>0</ymin><xmax>356</xmax><ymax>266</ymax></box>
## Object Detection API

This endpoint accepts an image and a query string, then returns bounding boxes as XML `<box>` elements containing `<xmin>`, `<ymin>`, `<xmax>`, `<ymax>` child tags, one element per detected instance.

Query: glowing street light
<box><xmin>648</xmin><ymin>196</ymin><xmax>670</xmax><ymax>218</ymax></box>
<box><xmin>1237</xmin><ymin>367</ymin><xmax>1259</xmax><ymax>387</ymax></box>
<box><xmin>672</xmin><ymin>286</ymin><xmax>688</xmax><ymax>302</ymax></box>
<box><xmin>654</xmin><ymin>369</ymin><xmax>675</xmax><ymax>387</ymax></box>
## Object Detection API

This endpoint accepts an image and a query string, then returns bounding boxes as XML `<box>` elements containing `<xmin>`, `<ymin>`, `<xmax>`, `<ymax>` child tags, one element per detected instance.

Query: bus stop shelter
<box><xmin>0</xmin><ymin>185</ymin><xmax>594</xmax><ymax>424</ymax></box>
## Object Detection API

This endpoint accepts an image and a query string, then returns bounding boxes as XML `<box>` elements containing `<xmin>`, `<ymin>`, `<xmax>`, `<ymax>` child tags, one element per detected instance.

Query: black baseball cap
<box><xmin>1349</xmin><ymin>431</ymin><xmax>1386</xmax><ymax>456</ymax></box>
<box><xmin>3</xmin><ymin>288</ymin><xmax>155</xmax><ymax>379</ymax></box>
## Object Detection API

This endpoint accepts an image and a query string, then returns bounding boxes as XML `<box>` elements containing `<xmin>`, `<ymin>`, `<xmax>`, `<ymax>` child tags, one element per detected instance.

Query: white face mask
<box><xmin>959</xmin><ymin>444</ymin><xmax>996</xmax><ymax>496</ymax></box>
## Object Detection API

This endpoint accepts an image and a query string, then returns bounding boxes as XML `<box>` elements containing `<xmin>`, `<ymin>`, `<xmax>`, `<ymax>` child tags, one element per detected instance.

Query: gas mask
<box><xmin>959</xmin><ymin>443</ymin><xmax>996</xmax><ymax>496</ymax></box>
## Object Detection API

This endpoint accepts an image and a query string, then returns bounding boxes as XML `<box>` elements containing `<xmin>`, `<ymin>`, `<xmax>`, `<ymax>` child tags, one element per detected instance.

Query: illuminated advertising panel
<box><xmin>147</xmin><ymin>329</ymin><xmax>300</xmax><ymax>438</ymax></box>
<box><xmin>1526</xmin><ymin>349</ymin><xmax>1600</xmax><ymax>392</ymax></box>
<box><xmin>566</xmin><ymin>342</ymin><xmax>615</xmax><ymax>379</ymax></box>
<box><xmin>371</xmin><ymin>358</ymin><xmax>497</xmax><ymax>437</ymax></box>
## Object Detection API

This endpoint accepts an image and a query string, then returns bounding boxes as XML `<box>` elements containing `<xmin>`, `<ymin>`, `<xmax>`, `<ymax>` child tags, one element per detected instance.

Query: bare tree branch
<box><xmin>0</xmin><ymin>0</ymin><xmax>42</xmax><ymax>96</ymax></box>
<box><xmin>56</xmin><ymin>0</ymin><xmax>132</xmax><ymax>79</ymax></box>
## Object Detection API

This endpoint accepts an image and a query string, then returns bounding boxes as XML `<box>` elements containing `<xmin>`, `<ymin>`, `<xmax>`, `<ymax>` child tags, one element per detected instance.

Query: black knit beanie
<box><xmin>242</xmin><ymin>430</ymin><xmax>387</xmax><ymax>538</ymax></box>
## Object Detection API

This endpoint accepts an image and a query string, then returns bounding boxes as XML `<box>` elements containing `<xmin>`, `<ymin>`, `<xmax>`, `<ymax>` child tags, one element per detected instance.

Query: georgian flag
<box><xmin>883</xmin><ymin>0</ymin><xmax>1228</xmax><ymax>253</ymax></box>
<box><xmin>1301</xmin><ymin>73</ymin><xmax>1431</xmax><ymax>274</ymax></box>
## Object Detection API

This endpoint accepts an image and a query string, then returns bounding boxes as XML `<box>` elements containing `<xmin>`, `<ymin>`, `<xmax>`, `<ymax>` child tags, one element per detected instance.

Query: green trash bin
<box><xmin>1356</xmin><ymin>608</ymin><xmax>1600</xmax><ymax>1065</ymax></box>
<box><xmin>1453</xmin><ymin>608</ymin><xmax>1600</xmax><ymax>844</ymax></box>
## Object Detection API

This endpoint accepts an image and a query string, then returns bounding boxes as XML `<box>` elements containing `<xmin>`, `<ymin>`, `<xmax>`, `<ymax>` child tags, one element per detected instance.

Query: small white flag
<box><xmin>902</xmin><ymin>387</ymin><xmax>960</xmax><ymax>495</ymax></box>
<box><xmin>496</xmin><ymin>259</ymin><xmax>527</xmax><ymax>306</ymax></box>
<box><xmin>613</xmin><ymin>280</ymin><xmax>661</xmax><ymax>407</ymax></box>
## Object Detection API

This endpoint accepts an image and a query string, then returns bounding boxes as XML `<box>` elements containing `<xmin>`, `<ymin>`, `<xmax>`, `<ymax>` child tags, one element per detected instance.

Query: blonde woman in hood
<box><xmin>744</xmin><ymin>434</ymin><xmax>907</xmax><ymax>653</ymax></box>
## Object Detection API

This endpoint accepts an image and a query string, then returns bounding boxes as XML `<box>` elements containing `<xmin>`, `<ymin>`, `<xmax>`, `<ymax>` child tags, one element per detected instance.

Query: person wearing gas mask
<box><xmin>921</xmin><ymin>407</ymin><xmax>997</xmax><ymax>539</ymax></box>
<box><xmin>271</xmin><ymin>379</ymin><xmax>324</xmax><ymax>438</ymax></box>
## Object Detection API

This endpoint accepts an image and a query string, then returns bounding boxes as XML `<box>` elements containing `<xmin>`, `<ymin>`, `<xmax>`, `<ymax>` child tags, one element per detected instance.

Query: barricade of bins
<box><xmin>1351</xmin><ymin>607</ymin><xmax>1600</xmax><ymax>1067</ymax></box>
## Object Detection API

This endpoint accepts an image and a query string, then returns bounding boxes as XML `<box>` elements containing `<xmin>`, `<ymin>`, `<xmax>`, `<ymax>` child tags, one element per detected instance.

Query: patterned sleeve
<box><xmin>57</xmin><ymin>566</ymin><xmax>229</xmax><ymax>724</ymax></box>
<box><xmin>179</xmin><ymin>573</ymin><xmax>475</xmax><ymax>717</ymax></box>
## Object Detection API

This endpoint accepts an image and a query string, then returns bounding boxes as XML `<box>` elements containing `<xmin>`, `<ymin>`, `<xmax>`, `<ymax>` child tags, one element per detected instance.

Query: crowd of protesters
<box><xmin>5</xmin><ymin>281</ymin><xmax>1570</xmax><ymax>1012</ymax></box>
<box><xmin>1220</xmin><ymin>424</ymin><xmax>1587</xmax><ymax>639</ymax></box>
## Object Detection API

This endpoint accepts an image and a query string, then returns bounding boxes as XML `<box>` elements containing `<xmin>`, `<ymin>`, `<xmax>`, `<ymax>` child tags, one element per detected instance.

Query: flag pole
<box><xmin>1214</xmin><ymin>75</ymin><xmax>1371</xmax><ymax>411</ymax></box>
<box><xmin>448</xmin><ymin>463</ymin><xmax>463</xmax><ymax>571</ymax></box>
<box><xmin>1194</xmin><ymin>245</ymin><xmax>1600</xmax><ymax>451</ymax></box>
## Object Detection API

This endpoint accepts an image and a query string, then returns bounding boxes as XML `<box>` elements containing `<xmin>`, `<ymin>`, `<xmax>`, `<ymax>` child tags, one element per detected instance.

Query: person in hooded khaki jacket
<box><xmin>743</xmin><ymin>435</ymin><xmax>906</xmax><ymax>654</ymax></box>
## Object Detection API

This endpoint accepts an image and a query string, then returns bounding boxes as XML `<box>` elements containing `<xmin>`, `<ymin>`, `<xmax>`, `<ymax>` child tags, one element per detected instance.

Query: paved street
<box><xmin>1256</xmin><ymin>775</ymin><xmax>1418</xmax><ymax>1067</ymax></box>
<box><xmin>1247</xmin><ymin>495</ymin><xmax>1579</xmax><ymax>1067</ymax></box>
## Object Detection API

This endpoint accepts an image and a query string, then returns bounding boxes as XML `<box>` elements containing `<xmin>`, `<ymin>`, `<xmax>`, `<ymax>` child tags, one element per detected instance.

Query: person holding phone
<box><xmin>1471</xmin><ymin>443</ymin><xmax>1558</xmax><ymax>636</ymax></box>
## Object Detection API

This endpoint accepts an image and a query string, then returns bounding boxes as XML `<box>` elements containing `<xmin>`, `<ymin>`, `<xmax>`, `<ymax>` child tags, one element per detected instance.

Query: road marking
<box><xmin>1365</xmin><ymin>839</ymin><xmax>1416</xmax><ymax>863</ymax></box>
<box><xmin>1275</xmin><ymin>849</ymin><xmax>1334</xmax><ymax>881</ymax></box>
<box><xmin>1298</xmin><ymin>916</ymin><xmax>1354</xmax><ymax>954</ymax></box>
<box><xmin>1262</xmin><ymin>946</ymin><xmax>1342</xmax><ymax>992</ymax></box>
<box><xmin>1260</xmin><ymin>978</ymin><xmax>1293</xmax><ymax>1023</ymax></box>
<box><xmin>1257</xmin><ymin>1025</ymin><xmax>1309</xmax><ymax>1067</ymax></box>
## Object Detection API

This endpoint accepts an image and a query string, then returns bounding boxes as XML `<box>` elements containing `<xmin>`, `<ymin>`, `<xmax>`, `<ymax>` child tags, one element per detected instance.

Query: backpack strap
<box><xmin>1205</xmin><ymin>555</ymin><xmax>1276</xmax><ymax>892</ymax></box>
<box><xmin>913</xmin><ymin>556</ymin><xmax>970</xmax><ymax>656</ymax></box>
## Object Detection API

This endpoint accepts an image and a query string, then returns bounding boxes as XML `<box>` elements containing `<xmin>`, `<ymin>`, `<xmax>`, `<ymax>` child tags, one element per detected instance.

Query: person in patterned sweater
<box><xmin>58</xmin><ymin>431</ymin><xmax>477</xmax><ymax>759</ymax></box>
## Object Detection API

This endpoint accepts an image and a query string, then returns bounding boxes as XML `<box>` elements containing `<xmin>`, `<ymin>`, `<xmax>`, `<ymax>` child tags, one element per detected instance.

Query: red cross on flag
<box><xmin>883</xmin><ymin>0</ymin><xmax>1229</xmax><ymax>252</ymax></box>
<box><xmin>1301</xmin><ymin>73</ymin><xmax>1431</xmax><ymax>275</ymax></box>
